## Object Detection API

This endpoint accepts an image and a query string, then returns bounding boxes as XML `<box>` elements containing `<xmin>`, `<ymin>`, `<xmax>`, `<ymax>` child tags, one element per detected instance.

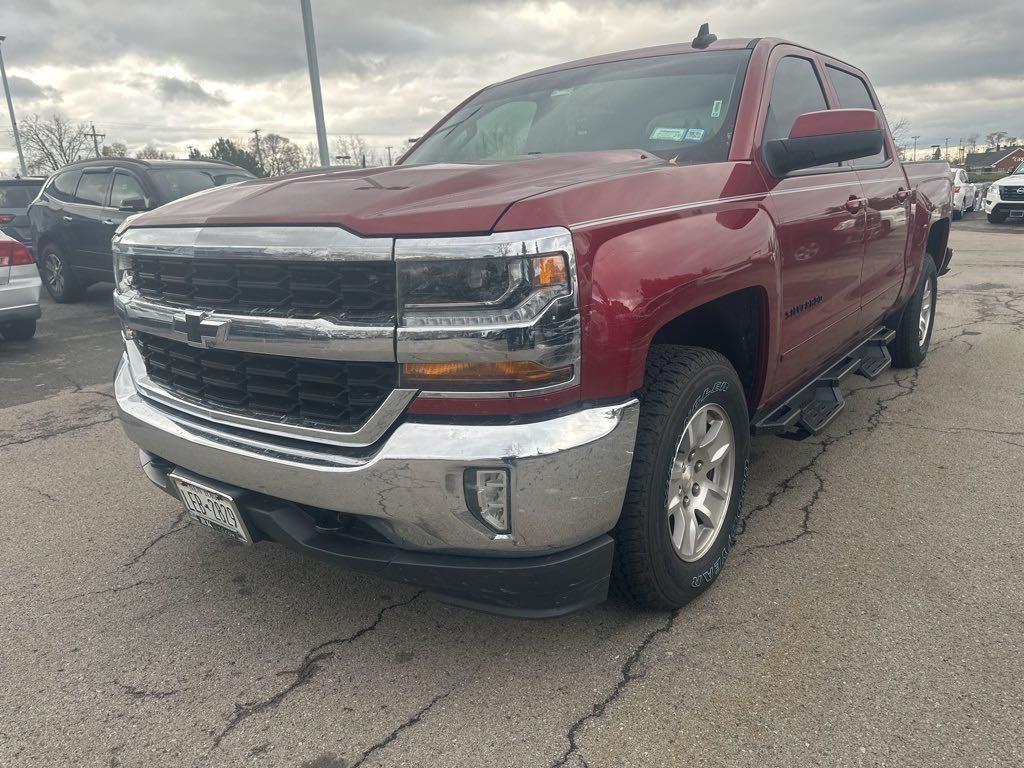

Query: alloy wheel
<box><xmin>919</xmin><ymin>277</ymin><xmax>933</xmax><ymax>347</ymax></box>
<box><xmin>44</xmin><ymin>252</ymin><xmax>64</xmax><ymax>296</ymax></box>
<box><xmin>666</xmin><ymin>403</ymin><xmax>736</xmax><ymax>562</ymax></box>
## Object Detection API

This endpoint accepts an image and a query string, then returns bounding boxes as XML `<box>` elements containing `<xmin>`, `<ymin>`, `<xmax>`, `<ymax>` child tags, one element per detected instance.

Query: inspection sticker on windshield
<box><xmin>711</xmin><ymin>100</ymin><xmax>723</xmax><ymax>117</ymax></box>
<box><xmin>684</xmin><ymin>128</ymin><xmax>706</xmax><ymax>141</ymax></box>
<box><xmin>650</xmin><ymin>127</ymin><xmax>686</xmax><ymax>141</ymax></box>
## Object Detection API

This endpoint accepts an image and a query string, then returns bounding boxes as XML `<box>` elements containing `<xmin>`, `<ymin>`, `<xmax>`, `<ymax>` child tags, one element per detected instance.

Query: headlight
<box><xmin>399</xmin><ymin>252</ymin><xmax>569</xmax><ymax>324</ymax></box>
<box><xmin>395</xmin><ymin>228</ymin><xmax>580</xmax><ymax>395</ymax></box>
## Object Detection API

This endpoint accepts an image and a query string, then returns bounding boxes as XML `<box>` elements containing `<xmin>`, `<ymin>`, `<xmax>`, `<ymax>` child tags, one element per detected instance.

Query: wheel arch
<box><xmin>648</xmin><ymin>286</ymin><xmax>770</xmax><ymax>411</ymax></box>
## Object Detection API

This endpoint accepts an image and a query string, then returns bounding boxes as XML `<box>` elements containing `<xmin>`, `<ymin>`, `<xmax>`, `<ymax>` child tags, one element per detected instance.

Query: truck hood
<box><xmin>990</xmin><ymin>174</ymin><xmax>1024</xmax><ymax>189</ymax></box>
<box><xmin>126</xmin><ymin>151</ymin><xmax>664</xmax><ymax>236</ymax></box>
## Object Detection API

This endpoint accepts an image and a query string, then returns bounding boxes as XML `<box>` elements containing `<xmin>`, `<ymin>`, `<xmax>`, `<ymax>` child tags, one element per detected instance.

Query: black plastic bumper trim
<box><xmin>238</xmin><ymin>495</ymin><xmax>613</xmax><ymax>619</ymax></box>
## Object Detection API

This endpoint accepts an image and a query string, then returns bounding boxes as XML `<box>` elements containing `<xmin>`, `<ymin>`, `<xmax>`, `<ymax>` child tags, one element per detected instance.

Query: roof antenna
<box><xmin>692</xmin><ymin>22</ymin><xmax>717</xmax><ymax>49</ymax></box>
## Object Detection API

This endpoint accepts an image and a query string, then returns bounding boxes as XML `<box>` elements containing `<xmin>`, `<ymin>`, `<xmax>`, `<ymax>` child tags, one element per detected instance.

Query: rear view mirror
<box><xmin>119</xmin><ymin>197</ymin><xmax>150</xmax><ymax>212</ymax></box>
<box><xmin>764</xmin><ymin>108</ymin><xmax>884</xmax><ymax>177</ymax></box>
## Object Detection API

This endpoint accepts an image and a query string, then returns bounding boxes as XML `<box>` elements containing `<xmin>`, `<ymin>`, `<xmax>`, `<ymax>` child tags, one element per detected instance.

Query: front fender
<box><xmin>574</xmin><ymin>203</ymin><xmax>779</xmax><ymax>400</ymax></box>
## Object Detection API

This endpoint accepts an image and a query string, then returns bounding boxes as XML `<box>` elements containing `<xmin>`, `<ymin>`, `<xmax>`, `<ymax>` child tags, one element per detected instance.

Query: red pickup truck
<box><xmin>113</xmin><ymin>32</ymin><xmax>952</xmax><ymax>617</ymax></box>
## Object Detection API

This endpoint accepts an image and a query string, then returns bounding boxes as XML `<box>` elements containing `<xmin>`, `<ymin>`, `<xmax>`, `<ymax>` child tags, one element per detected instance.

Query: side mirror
<box><xmin>764</xmin><ymin>108</ymin><xmax>884</xmax><ymax>177</ymax></box>
<box><xmin>118</xmin><ymin>197</ymin><xmax>150</xmax><ymax>212</ymax></box>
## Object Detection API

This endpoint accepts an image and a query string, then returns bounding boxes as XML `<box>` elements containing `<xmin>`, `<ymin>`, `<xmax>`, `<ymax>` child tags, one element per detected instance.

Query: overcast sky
<box><xmin>1</xmin><ymin>0</ymin><xmax>1022</xmax><ymax>174</ymax></box>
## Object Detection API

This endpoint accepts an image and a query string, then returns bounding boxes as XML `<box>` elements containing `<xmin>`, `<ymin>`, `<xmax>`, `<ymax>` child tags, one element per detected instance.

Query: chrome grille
<box><xmin>999</xmin><ymin>185</ymin><xmax>1024</xmax><ymax>202</ymax></box>
<box><xmin>135</xmin><ymin>332</ymin><xmax>397</xmax><ymax>431</ymax></box>
<box><xmin>131</xmin><ymin>256</ymin><xmax>395</xmax><ymax>321</ymax></box>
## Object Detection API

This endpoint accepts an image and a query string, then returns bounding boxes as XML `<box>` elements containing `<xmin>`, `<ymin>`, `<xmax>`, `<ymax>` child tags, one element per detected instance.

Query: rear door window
<box><xmin>74</xmin><ymin>170</ymin><xmax>112</xmax><ymax>206</ymax></box>
<box><xmin>826</xmin><ymin>66</ymin><xmax>888</xmax><ymax>167</ymax></box>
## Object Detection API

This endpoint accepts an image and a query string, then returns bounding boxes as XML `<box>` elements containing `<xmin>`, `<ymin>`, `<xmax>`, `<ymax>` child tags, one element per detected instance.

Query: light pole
<box><xmin>912</xmin><ymin>135</ymin><xmax>920</xmax><ymax>160</ymax></box>
<box><xmin>0</xmin><ymin>36</ymin><xmax>28</xmax><ymax>176</ymax></box>
<box><xmin>300</xmin><ymin>0</ymin><xmax>330</xmax><ymax>168</ymax></box>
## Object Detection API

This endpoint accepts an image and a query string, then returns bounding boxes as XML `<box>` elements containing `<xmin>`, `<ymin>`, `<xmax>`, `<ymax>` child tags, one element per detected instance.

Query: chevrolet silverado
<box><xmin>113</xmin><ymin>31</ymin><xmax>953</xmax><ymax>617</ymax></box>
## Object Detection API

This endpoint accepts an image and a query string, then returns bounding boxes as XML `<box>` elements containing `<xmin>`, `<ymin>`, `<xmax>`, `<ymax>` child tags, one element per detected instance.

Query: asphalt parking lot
<box><xmin>2</xmin><ymin>211</ymin><xmax>1022</xmax><ymax>768</ymax></box>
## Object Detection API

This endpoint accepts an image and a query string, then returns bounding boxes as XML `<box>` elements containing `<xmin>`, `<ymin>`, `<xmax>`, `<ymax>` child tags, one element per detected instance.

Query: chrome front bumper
<box><xmin>115</xmin><ymin>355</ymin><xmax>639</xmax><ymax>556</ymax></box>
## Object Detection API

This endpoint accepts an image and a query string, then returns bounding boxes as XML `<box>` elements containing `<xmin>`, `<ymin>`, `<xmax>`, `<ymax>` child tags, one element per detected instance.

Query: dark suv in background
<box><xmin>29</xmin><ymin>158</ymin><xmax>253</xmax><ymax>301</ymax></box>
<box><xmin>0</xmin><ymin>176</ymin><xmax>47</xmax><ymax>250</ymax></box>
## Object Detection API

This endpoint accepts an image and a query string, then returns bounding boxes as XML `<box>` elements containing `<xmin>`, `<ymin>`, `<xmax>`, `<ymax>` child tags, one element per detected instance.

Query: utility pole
<box><xmin>85</xmin><ymin>122</ymin><xmax>105</xmax><ymax>157</ymax></box>
<box><xmin>385</xmin><ymin>145</ymin><xmax>393</xmax><ymax>166</ymax></box>
<box><xmin>0</xmin><ymin>36</ymin><xmax>27</xmax><ymax>176</ymax></box>
<box><xmin>912</xmin><ymin>135</ymin><xmax>920</xmax><ymax>160</ymax></box>
<box><xmin>944</xmin><ymin>137</ymin><xmax>950</xmax><ymax>162</ymax></box>
<box><xmin>300</xmin><ymin>0</ymin><xmax>330</xmax><ymax>168</ymax></box>
<box><xmin>251</xmin><ymin>128</ymin><xmax>263</xmax><ymax>168</ymax></box>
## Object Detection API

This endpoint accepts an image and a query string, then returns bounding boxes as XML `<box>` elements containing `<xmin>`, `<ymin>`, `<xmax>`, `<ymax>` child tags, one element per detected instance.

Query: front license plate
<box><xmin>1009</xmin><ymin>209</ymin><xmax>1024</xmax><ymax>218</ymax></box>
<box><xmin>171</xmin><ymin>471</ymin><xmax>252</xmax><ymax>544</ymax></box>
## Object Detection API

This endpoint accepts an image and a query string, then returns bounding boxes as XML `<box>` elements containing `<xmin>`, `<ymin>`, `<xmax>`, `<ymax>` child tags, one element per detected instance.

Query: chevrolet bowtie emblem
<box><xmin>172</xmin><ymin>310</ymin><xmax>231</xmax><ymax>348</ymax></box>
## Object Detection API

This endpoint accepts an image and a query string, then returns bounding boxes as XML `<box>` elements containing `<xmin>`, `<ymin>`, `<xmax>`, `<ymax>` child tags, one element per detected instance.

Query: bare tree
<box><xmin>297</xmin><ymin>141</ymin><xmax>321</xmax><ymax>170</ymax></box>
<box><xmin>136</xmin><ymin>144</ymin><xmax>176</xmax><ymax>159</ymax></box>
<box><xmin>102</xmin><ymin>142</ymin><xmax>128</xmax><ymax>158</ymax></box>
<box><xmin>986</xmin><ymin>131</ymin><xmax>1011</xmax><ymax>151</ymax></box>
<box><xmin>14</xmin><ymin>113</ymin><xmax>91</xmax><ymax>173</ymax></box>
<box><xmin>333</xmin><ymin>134</ymin><xmax>383</xmax><ymax>167</ymax></box>
<box><xmin>248</xmin><ymin>133</ymin><xmax>303</xmax><ymax>176</ymax></box>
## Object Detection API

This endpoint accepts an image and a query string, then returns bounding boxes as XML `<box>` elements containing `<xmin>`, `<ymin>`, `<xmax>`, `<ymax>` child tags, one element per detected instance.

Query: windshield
<box><xmin>1014</xmin><ymin>162</ymin><xmax>1024</xmax><ymax>174</ymax></box>
<box><xmin>149</xmin><ymin>168</ymin><xmax>253</xmax><ymax>202</ymax></box>
<box><xmin>404</xmin><ymin>50</ymin><xmax>751</xmax><ymax>166</ymax></box>
<box><xmin>0</xmin><ymin>182</ymin><xmax>44</xmax><ymax>209</ymax></box>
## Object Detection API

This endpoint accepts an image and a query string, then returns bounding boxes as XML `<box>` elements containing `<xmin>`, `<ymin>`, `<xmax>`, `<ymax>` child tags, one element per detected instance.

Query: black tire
<box><xmin>612</xmin><ymin>345</ymin><xmax>750</xmax><ymax>610</ymax></box>
<box><xmin>1</xmin><ymin>318</ymin><xmax>37</xmax><ymax>341</ymax></box>
<box><xmin>952</xmin><ymin>208</ymin><xmax>962</xmax><ymax>221</ymax></box>
<box><xmin>38</xmin><ymin>243</ymin><xmax>84</xmax><ymax>303</ymax></box>
<box><xmin>889</xmin><ymin>255</ymin><xmax>937</xmax><ymax>368</ymax></box>
<box><xmin>988</xmin><ymin>211</ymin><xmax>1008</xmax><ymax>224</ymax></box>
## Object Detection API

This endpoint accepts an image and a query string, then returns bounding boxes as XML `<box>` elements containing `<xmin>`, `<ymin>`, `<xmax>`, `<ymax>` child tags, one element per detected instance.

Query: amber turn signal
<box><xmin>402</xmin><ymin>360</ymin><xmax>573</xmax><ymax>390</ymax></box>
<box><xmin>532</xmin><ymin>254</ymin><xmax>568</xmax><ymax>288</ymax></box>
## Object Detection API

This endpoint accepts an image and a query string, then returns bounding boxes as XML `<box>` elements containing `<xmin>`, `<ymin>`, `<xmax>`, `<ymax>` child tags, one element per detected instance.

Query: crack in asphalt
<box><xmin>117</xmin><ymin>682</ymin><xmax>182</xmax><ymax>700</ymax></box>
<box><xmin>211</xmin><ymin>591</ymin><xmax>424</xmax><ymax>750</ymax></box>
<box><xmin>121</xmin><ymin>511</ymin><xmax>189</xmax><ymax>570</ymax></box>
<box><xmin>0</xmin><ymin>413</ymin><xmax>117</xmax><ymax>449</ymax></box>
<box><xmin>546</xmin><ymin>364</ymin><xmax>930</xmax><ymax>765</ymax></box>
<box><xmin>736</xmin><ymin>366</ymin><xmax>923</xmax><ymax>555</ymax></box>
<box><xmin>549</xmin><ymin>611</ymin><xmax>677</xmax><ymax>768</ymax></box>
<box><xmin>58</xmin><ymin>576</ymin><xmax>184</xmax><ymax>603</ymax></box>
<box><xmin>349</xmin><ymin>689</ymin><xmax>453</xmax><ymax>768</ymax></box>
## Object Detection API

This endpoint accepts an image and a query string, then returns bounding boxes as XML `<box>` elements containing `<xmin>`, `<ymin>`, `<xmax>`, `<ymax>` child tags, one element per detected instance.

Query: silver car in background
<box><xmin>0</xmin><ymin>231</ymin><xmax>41</xmax><ymax>341</ymax></box>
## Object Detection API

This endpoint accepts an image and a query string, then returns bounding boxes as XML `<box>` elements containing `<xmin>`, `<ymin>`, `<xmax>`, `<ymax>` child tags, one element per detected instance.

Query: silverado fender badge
<box><xmin>173</xmin><ymin>310</ymin><xmax>232</xmax><ymax>348</ymax></box>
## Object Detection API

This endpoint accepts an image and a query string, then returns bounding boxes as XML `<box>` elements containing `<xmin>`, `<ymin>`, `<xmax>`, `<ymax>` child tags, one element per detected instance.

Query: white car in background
<box><xmin>951</xmin><ymin>168</ymin><xmax>977</xmax><ymax>219</ymax></box>
<box><xmin>983</xmin><ymin>162</ymin><xmax>1024</xmax><ymax>224</ymax></box>
<box><xmin>0</xmin><ymin>231</ymin><xmax>41</xmax><ymax>341</ymax></box>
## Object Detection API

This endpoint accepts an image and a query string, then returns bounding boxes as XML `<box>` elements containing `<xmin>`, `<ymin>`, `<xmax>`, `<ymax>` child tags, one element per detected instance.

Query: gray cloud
<box><xmin>7</xmin><ymin>75</ymin><xmax>61</xmax><ymax>103</ymax></box>
<box><xmin>0</xmin><ymin>0</ymin><xmax>1021</xmax><ymax>164</ymax></box>
<box><xmin>153</xmin><ymin>76</ymin><xmax>228</xmax><ymax>106</ymax></box>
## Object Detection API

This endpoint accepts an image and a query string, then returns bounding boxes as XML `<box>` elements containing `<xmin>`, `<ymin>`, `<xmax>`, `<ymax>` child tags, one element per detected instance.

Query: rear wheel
<box><xmin>889</xmin><ymin>255</ymin><xmax>937</xmax><ymax>368</ymax></box>
<box><xmin>1</xmin><ymin>318</ymin><xmax>37</xmax><ymax>341</ymax></box>
<box><xmin>38</xmin><ymin>244</ymin><xmax>84</xmax><ymax>303</ymax></box>
<box><xmin>612</xmin><ymin>346</ymin><xmax>749</xmax><ymax>609</ymax></box>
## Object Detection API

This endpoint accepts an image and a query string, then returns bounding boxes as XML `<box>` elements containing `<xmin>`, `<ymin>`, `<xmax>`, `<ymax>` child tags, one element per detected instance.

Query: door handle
<box><xmin>62</xmin><ymin>215</ymin><xmax>73</xmax><ymax>222</ymax></box>
<box><xmin>102</xmin><ymin>219</ymin><xmax>116</xmax><ymax>225</ymax></box>
<box><xmin>895</xmin><ymin>188</ymin><xmax>910</xmax><ymax>203</ymax></box>
<box><xmin>844</xmin><ymin>197</ymin><xmax>865</xmax><ymax>214</ymax></box>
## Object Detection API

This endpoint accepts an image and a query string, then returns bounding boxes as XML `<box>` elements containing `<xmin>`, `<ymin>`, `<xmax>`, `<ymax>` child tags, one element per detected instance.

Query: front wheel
<box><xmin>612</xmin><ymin>346</ymin><xmax>749</xmax><ymax>609</ymax></box>
<box><xmin>988</xmin><ymin>211</ymin><xmax>1008</xmax><ymax>224</ymax></box>
<box><xmin>889</xmin><ymin>255</ymin><xmax>937</xmax><ymax>368</ymax></box>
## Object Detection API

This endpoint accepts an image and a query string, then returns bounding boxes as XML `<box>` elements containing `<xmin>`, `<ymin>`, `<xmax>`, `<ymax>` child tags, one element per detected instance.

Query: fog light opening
<box><xmin>464</xmin><ymin>468</ymin><xmax>511</xmax><ymax>534</ymax></box>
